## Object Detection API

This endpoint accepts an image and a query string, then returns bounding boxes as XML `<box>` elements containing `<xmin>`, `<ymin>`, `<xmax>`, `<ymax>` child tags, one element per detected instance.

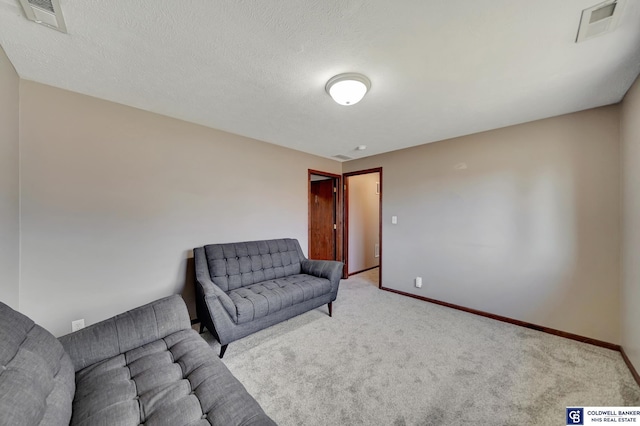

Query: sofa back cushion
<box><xmin>0</xmin><ymin>301</ymin><xmax>75</xmax><ymax>426</ymax></box>
<box><xmin>204</xmin><ymin>238</ymin><xmax>305</xmax><ymax>292</ymax></box>
<box><xmin>59</xmin><ymin>295</ymin><xmax>191</xmax><ymax>372</ymax></box>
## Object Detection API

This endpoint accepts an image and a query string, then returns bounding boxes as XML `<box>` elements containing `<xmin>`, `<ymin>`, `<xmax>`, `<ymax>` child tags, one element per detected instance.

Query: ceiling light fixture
<box><xmin>325</xmin><ymin>73</ymin><xmax>371</xmax><ymax>106</ymax></box>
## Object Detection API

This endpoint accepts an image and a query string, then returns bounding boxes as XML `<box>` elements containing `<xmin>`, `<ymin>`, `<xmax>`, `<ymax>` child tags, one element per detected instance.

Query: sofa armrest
<box><xmin>196</xmin><ymin>274</ymin><xmax>238</xmax><ymax>323</ymax></box>
<box><xmin>194</xmin><ymin>247</ymin><xmax>238</xmax><ymax>323</ymax></box>
<box><xmin>302</xmin><ymin>259</ymin><xmax>343</xmax><ymax>297</ymax></box>
<box><xmin>59</xmin><ymin>295</ymin><xmax>190</xmax><ymax>372</ymax></box>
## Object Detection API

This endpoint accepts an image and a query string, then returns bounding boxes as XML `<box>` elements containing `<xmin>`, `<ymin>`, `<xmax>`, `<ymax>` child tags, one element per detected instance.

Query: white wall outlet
<box><xmin>71</xmin><ymin>319</ymin><xmax>85</xmax><ymax>332</ymax></box>
<box><xmin>392</xmin><ymin>216</ymin><xmax>398</xmax><ymax>224</ymax></box>
<box><xmin>415</xmin><ymin>277</ymin><xmax>422</xmax><ymax>288</ymax></box>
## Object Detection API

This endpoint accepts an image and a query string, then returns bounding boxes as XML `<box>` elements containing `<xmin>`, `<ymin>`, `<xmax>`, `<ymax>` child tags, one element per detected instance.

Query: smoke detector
<box><xmin>576</xmin><ymin>0</ymin><xmax>625</xmax><ymax>43</ymax></box>
<box><xmin>18</xmin><ymin>0</ymin><xmax>67</xmax><ymax>33</ymax></box>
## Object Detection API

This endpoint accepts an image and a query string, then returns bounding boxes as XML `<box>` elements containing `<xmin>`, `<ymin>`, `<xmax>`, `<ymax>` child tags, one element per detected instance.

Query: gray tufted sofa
<box><xmin>194</xmin><ymin>238</ymin><xmax>343</xmax><ymax>358</ymax></box>
<box><xmin>0</xmin><ymin>295</ymin><xmax>276</xmax><ymax>426</ymax></box>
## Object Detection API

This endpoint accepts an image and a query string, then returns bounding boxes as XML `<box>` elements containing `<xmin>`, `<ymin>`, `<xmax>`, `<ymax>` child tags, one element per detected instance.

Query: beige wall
<box><xmin>19</xmin><ymin>81</ymin><xmax>340</xmax><ymax>336</ymax></box>
<box><xmin>7</xmin><ymin>69</ymin><xmax>630</xmax><ymax>347</ymax></box>
<box><xmin>344</xmin><ymin>106</ymin><xmax>621</xmax><ymax>343</ymax></box>
<box><xmin>348</xmin><ymin>172</ymin><xmax>380</xmax><ymax>273</ymax></box>
<box><xmin>0</xmin><ymin>45</ymin><xmax>20</xmax><ymax>310</ymax></box>
<box><xmin>621</xmin><ymin>75</ymin><xmax>640</xmax><ymax>371</ymax></box>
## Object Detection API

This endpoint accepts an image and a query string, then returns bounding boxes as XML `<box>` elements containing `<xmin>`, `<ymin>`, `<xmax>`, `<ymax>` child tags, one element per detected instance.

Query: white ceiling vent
<box><xmin>333</xmin><ymin>154</ymin><xmax>353</xmax><ymax>161</ymax></box>
<box><xmin>18</xmin><ymin>0</ymin><xmax>67</xmax><ymax>33</ymax></box>
<box><xmin>576</xmin><ymin>0</ymin><xmax>625</xmax><ymax>43</ymax></box>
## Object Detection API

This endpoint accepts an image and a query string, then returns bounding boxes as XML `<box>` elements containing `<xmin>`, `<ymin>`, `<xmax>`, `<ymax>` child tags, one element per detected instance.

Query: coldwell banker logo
<box><xmin>567</xmin><ymin>407</ymin><xmax>584</xmax><ymax>425</ymax></box>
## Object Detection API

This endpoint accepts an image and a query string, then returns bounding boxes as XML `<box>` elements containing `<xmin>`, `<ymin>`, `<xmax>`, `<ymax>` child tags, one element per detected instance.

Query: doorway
<box><xmin>308</xmin><ymin>170</ymin><xmax>342</xmax><ymax>263</ymax></box>
<box><xmin>344</xmin><ymin>168</ymin><xmax>382</xmax><ymax>288</ymax></box>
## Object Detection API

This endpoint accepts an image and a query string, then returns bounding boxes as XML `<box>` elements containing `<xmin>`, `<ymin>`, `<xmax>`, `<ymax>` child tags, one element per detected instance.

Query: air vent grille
<box><xmin>590</xmin><ymin>3</ymin><xmax>616</xmax><ymax>23</ymax></box>
<box><xmin>18</xmin><ymin>0</ymin><xmax>66</xmax><ymax>33</ymax></box>
<box><xmin>576</xmin><ymin>0</ymin><xmax>625</xmax><ymax>43</ymax></box>
<box><xmin>27</xmin><ymin>0</ymin><xmax>54</xmax><ymax>13</ymax></box>
<box><xmin>333</xmin><ymin>154</ymin><xmax>353</xmax><ymax>161</ymax></box>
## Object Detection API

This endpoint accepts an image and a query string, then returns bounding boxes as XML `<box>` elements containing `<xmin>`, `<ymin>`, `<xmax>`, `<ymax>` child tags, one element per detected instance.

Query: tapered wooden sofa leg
<box><xmin>219</xmin><ymin>344</ymin><xmax>228</xmax><ymax>359</ymax></box>
<box><xmin>328</xmin><ymin>302</ymin><xmax>332</xmax><ymax>317</ymax></box>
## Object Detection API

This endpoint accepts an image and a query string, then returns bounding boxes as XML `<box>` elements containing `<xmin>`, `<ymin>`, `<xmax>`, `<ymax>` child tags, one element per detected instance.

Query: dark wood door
<box><xmin>309</xmin><ymin>179</ymin><xmax>336</xmax><ymax>260</ymax></box>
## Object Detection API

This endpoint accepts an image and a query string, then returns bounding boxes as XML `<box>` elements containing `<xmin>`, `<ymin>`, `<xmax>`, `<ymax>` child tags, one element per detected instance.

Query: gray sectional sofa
<box><xmin>0</xmin><ymin>295</ymin><xmax>276</xmax><ymax>426</ymax></box>
<box><xmin>194</xmin><ymin>238</ymin><xmax>343</xmax><ymax>357</ymax></box>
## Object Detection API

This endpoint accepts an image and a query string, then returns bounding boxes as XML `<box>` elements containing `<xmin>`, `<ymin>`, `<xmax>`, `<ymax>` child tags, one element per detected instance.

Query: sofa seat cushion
<box><xmin>71</xmin><ymin>329</ymin><xmax>269</xmax><ymax>426</ymax></box>
<box><xmin>227</xmin><ymin>274</ymin><xmax>331</xmax><ymax>324</ymax></box>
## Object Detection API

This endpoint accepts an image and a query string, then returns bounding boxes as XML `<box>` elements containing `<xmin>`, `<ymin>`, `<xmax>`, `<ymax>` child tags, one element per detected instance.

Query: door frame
<box><xmin>308</xmin><ymin>170</ymin><xmax>343</xmax><ymax>266</ymax></box>
<box><xmin>343</xmin><ymin>167</ymin><xmax>383</xmax><ymax>287</ymax></box>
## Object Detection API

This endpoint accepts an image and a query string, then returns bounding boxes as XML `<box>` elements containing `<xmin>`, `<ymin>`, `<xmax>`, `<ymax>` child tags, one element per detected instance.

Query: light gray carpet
<box><xmin>203</xmin><ymin>268</ymin><xmax>640</xmax><ymax>425</ymax></box>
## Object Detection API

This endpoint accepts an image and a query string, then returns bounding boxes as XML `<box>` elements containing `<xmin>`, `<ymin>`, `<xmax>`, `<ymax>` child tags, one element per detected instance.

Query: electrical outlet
<box><xmin>415</xmin><ymin>277</ymin><xmax>422</xmax><ymax>288</ymax></box>
<box><xmin>71</xmin><ymin>319</ymin><xmax>85</xmax><ymax>332</ymax></box>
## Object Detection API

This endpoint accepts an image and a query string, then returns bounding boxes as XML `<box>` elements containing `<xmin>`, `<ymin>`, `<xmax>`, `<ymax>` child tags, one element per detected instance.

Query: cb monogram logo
<box><xmin>566</xmin><ymin>408</ymin><xmax>584</xmax><ymax>425</ymax></box>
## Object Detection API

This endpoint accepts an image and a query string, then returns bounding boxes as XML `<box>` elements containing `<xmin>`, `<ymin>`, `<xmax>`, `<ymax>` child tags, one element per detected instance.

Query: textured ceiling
<box><xmin>1</xmin><ymin>0</ymin><xmax>640</xmax><ymax>161</ymax></box>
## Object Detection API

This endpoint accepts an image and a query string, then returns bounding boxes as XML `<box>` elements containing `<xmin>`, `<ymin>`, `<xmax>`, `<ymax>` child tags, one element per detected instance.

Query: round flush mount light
<box><xmin>325</xmin><ymin>73</ymin><xmax>371</xmax><ymax>106</ymax></box>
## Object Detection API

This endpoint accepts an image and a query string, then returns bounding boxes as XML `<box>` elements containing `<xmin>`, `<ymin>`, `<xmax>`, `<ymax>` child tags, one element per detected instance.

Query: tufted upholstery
<box><xmin>205</xmin><ymin>239</ymin><xmax>304</xmax><ymax>292</ymax></box>
<box><xmin>60</xmin><ymin>295</ymin><xmax>192</xmax><ymax>373</ymax></box>
<box><xmin>1</xmin><ymin>296</ymin><xmax>275</xmax><ymax>426</ymax></box>
<box><xmin>70</xmin><ymin>329</ymin><xmax>270</xmax><ymax>425</ymax></box>
<box><xmin>195</xmin><ymin>238</ymin><xmax>343</xmax><ymax>354</ymax></box>
<box><xmin>228</xmin><ymin>275</ymin><xmax>332</xmax><ymax>324</ymax></box>
<box><xmin>0</xmin><ymin>301</ymin><xmax>75</xmax><ymax>426</ymax></box>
